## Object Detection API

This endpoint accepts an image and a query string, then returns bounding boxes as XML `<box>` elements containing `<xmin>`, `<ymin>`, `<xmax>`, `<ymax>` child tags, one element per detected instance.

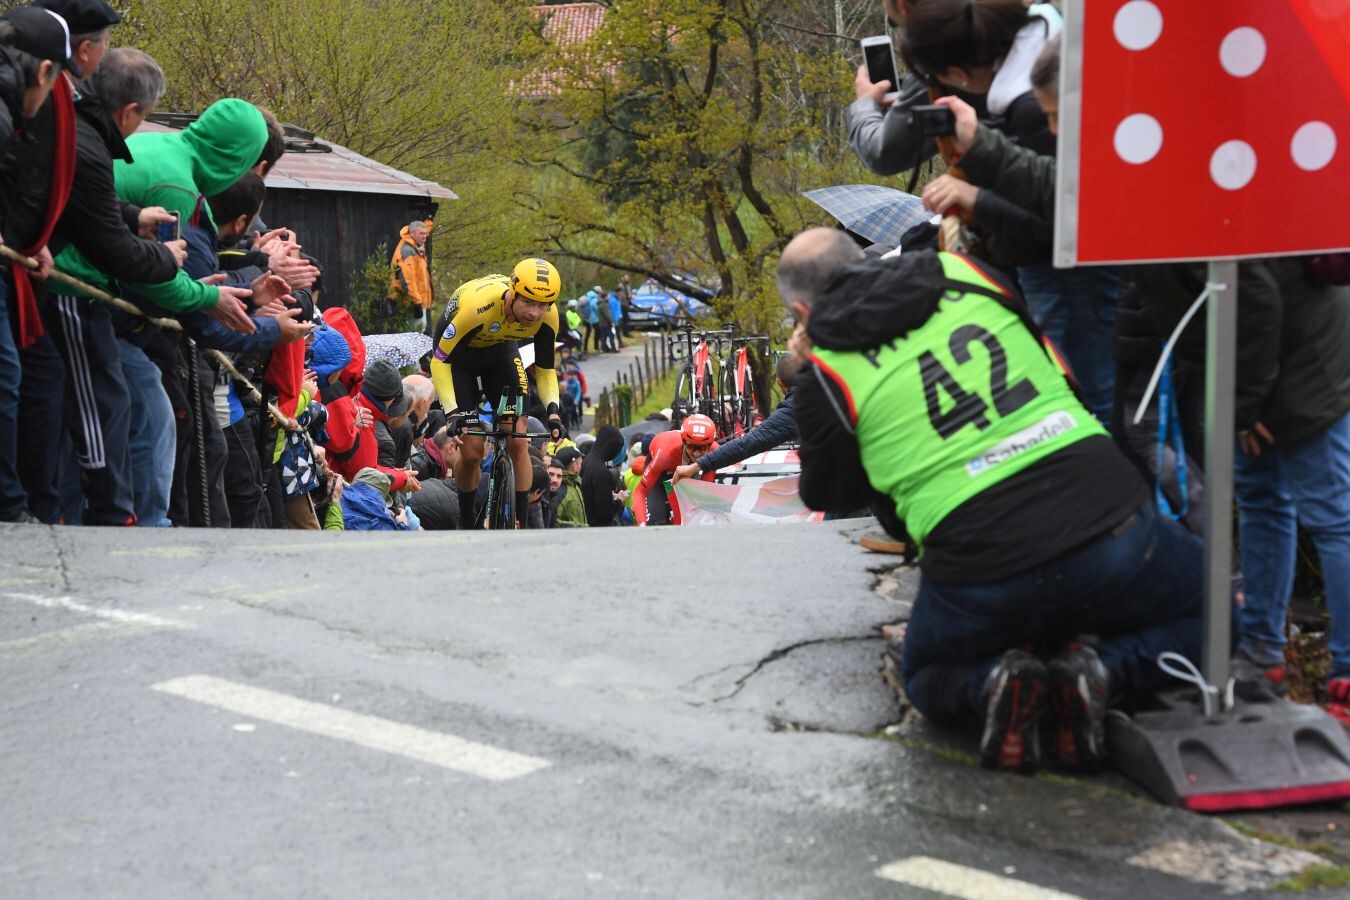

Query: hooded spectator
<box><xmin>61</xmin><ymin>96</ymin><xmax>264</xmax><ymax>326</ymax></box>
<box><xmin>581</xmin><ymin>424</ymin><xmax>626</xmax><ymax>526</ymax></box>
<box><xmin>339</xmin><ymin>467</ymin><xmax>407</xmax><ymax>531</ymax></box>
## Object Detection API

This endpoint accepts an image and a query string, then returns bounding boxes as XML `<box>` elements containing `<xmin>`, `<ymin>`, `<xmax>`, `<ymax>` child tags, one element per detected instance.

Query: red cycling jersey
<box><xmin>632</xmin><ymin>429</ymin><xmax>719</xmax><ymax>526</ymax></box>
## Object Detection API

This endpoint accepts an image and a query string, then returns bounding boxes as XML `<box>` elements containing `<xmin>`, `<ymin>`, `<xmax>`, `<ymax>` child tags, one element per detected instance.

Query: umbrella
<box><xmin>802</xmin><ymin>184</ymin><xmax>935</xmax><ymax>249</ymax></box>
<box><xmin>362</xmin><ymin>332</ymin><xmax>433</xmax><ymax>368</ymax></box>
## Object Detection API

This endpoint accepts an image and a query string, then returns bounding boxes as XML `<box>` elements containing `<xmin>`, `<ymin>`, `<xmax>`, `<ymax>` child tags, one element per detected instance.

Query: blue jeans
<box><xmin>118</xmin><ymin>340</ymin><xmax>175</xmax><ymax>527</ymax></box>
<box><xmin>1235</xmin><ymin>411</ymin><xmax>1350</xmax><ymax>677</ymax></box>
<box><xmin>1017</xmin><ymin>264</ymin><xmax>1120</xmax><ymax>426</ymax></box>
<box><xmin>901</xmin><ymin>502</ymin><xmax>1206</xmax><ymax>725</ymax></box>
<box><xmin>0</xmin><ymin>274</ymin><xmax>25</xmax><ymax>519</ymax></box>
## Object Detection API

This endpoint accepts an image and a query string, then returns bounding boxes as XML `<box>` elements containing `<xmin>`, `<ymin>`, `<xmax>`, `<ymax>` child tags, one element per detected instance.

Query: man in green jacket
<box><xmin>56</xmin><ymin>97</ymin><xmax>265</xmax><ymax>331</ymax></box>
<box><xmin>785</xmin><ymin>228</ymin><xmax>1205</xmax><ymax>775</ymax></box>
<box><xmin>546</xmin><ymin>448</ymin><xmax>587</xmax><ymax>527</ymax></box>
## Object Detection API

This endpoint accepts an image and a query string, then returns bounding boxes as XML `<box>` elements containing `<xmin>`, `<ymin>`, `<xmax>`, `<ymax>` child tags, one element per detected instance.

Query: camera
<box><xmin>910</xmin><ymin>104</ymin><xmax>956</xmax><ymax>138</ymax></box>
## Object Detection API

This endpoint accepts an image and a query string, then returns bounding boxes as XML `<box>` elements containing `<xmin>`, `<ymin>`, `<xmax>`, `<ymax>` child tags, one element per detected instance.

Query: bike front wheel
<box><xmin>484</xmin><ymin>450</ymin><xmax>516</xmax><ymax>530</ymax></box>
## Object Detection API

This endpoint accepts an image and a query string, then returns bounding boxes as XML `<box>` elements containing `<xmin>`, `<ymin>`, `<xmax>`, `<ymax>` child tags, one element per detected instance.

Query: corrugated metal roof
<box><xmin>137</xmin><ymin>118</ymin><xmax>457</xmax><ymax>200</ymax></box>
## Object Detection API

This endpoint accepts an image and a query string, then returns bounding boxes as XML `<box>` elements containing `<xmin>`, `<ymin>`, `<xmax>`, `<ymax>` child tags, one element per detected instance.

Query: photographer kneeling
<box><xmin>783</xmin><ymin>228</ymin><xmax>1206</xmax><ymax>774</ymax></box>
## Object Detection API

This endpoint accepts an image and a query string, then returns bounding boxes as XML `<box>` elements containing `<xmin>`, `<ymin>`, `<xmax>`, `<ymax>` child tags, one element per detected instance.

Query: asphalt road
<box><xmin>573</xmin><ymin>333</ymin><xmax>662</xmax><ymax>435</ymax></box>
<box><xmin>0</xmin><ymin>521</ymin><xmax>1328</xmax><ymax>898</ymax></box>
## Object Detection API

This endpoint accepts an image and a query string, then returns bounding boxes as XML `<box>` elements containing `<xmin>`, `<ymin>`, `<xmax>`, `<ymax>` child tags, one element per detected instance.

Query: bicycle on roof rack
<box><xmin>666</xmin><ymin>325</ymin><xmax>734</xmax><ymax>427</ymax></box>
<box><xmin>717</xmin><ymin>323</ymin><xmax>771</xmax><ymax>440</ymax></box>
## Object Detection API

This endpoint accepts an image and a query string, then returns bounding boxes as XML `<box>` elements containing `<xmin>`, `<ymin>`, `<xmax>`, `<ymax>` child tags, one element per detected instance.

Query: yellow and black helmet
<box><xmin>511</xmin><ymin>258</ymin><xmax>562</xmax><ymax>304</ymax></box>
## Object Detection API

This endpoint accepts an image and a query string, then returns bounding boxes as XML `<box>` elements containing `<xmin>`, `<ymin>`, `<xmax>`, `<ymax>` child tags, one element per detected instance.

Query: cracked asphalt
<box><xmin>0</xmin><ymin>521</ymin><xmax>1332</xmax><ymax>897</ymax></box>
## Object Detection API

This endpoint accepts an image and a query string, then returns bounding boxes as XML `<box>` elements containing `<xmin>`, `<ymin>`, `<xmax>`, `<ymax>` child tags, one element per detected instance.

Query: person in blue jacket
<box><xmin>580</xmin><ymin>290</ymin><xmax>600</xmax><ymax>356</ymax></box>
<box><xmin>340</xmin><ymin>467</ymin><xmax>409</xmax><ymax>531</ymax></box>
<box><xmin>607</xmin><ymin>289</ymin><xmax>624</xmax><ymax>350</ymax></box>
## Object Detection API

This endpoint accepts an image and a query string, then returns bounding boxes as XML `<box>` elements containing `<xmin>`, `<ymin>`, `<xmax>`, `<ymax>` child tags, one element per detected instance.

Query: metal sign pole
<box><xmin>1202</xmin><ymin>260</ymin><xmax>1238</xmax><ymax>689</ymax></box>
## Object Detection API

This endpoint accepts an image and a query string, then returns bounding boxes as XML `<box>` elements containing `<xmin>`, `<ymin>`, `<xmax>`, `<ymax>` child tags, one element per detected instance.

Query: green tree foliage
<box><xmin>522</xmin><ymin>0</ymin><xmax>896</xmax><ymax>335</ymax></box>
<box><xmin>126</xmin><ymin>0</ymin><xmax>540</xmax><ymax>288</ymax></box>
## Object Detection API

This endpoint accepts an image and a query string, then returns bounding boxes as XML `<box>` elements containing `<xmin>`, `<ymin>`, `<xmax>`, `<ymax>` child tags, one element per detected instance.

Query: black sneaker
<box><xmin>979</xmin><ymin>648</ymin><xmax>1049</xmax><ymax>774</ymax></box>
<box><xmin>1047</xmin><ymin>644</ymin><xmax>1110</xmax><ymax>771</ymax></box>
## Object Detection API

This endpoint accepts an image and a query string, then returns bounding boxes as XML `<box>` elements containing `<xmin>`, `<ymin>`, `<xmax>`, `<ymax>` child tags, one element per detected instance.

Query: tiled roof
<box><xmin>533</xmin><ymin>3</ymin><xmax>606</xmax><ymax>46</ymax></box>
<box><xmin>521</xmin><ymin>3</ymin><xmax>608</xmax><ymax>96</ymax></box>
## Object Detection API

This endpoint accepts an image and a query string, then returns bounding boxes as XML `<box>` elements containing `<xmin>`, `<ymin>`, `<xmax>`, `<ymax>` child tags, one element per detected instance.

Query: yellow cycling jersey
<box><xmin>430</xmin><ymin>274</ymin><xmax>560</xmax><ymax>412</ymax></box>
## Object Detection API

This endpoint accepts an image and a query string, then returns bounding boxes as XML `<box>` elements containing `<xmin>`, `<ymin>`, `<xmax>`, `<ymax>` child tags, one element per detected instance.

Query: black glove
<box><xmin>448</xmin><ymin>411</ymin><xmax>481</xmax><ymax>438</ymax></box>
<box><xmin>548</xmin><ymin>414</ymin><xmax>566</xmax><ymax>440</ymax></box>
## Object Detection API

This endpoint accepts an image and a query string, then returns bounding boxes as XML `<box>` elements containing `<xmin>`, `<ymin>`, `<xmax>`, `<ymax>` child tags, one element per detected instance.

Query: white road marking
<box><xmin>4</xmin><ymin>592</ymin><xmax>189</xmax><ymax>629</ymax></box>
<box><xmin>152</xmin><ymin>675</ymin><xmax>551</xmax><ymax>781</ymax></box>
<box><xmin>875</xmin><ymin>856</ymin><xmax>1084</xmax><ymax>900</ymax></box>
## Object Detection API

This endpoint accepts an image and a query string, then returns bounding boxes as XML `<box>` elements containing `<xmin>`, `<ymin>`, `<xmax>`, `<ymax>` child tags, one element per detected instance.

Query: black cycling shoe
<box><xmin>979</xmin><ymin>648</ymin><xmax>1049</xmax><ymax>774</ymax></box>
<box><xmin>1047</xmin><ymin>643</ymin><xmax>1111</xmax><ymax>771</ymax></box>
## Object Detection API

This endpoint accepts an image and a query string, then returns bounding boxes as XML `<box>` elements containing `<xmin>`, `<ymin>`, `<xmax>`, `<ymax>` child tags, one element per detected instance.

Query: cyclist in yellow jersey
<box><xmin>430</xmin><ymin>258</ymin><xmax>565</xmax><ymax>528</ymax></box>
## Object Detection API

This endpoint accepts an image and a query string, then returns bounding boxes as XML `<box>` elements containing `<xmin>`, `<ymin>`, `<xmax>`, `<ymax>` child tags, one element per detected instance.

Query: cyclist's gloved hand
<box><xmin>447</xmin><ymin>411</ymin><xmax>481</xmax><ymax>438</ymax></box>
<box><xmin>548</xmin><ymin>414</ymin><xmax>566</xmax><ymax>440</ymax></box>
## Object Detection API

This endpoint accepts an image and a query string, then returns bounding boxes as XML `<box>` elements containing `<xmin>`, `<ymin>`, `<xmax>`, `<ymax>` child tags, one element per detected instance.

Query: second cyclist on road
<box><xmin>632</xmin><ymin>414</ymin><xmax>720</xmax><ymax>526</ymax></box>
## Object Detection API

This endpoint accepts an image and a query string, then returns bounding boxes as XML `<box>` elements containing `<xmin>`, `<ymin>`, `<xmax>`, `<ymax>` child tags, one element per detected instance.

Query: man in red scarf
<box><xmin>0</xmin><ymin>5</ymin><xmax>80</xmax><ymax>522</ymax></box>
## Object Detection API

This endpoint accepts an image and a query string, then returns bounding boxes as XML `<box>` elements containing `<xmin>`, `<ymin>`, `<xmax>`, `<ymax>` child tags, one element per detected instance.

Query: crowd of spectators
<box><xmin>569</xmin><ymin>277</ymin><xmax>633</xmax><ymax>359</ymax></box>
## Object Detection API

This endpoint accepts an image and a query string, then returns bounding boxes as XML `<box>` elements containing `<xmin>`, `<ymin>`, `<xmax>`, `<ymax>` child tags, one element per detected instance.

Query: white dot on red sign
<box><xmin>1114</xmin><ymin>114</ymin><xmax>1163</xmax><ymax>164</ymax></box>
<box><xmin>1219</xmin><ymin>27</ymin><xmax>1266</xmax><ymax>78</ymax></box>
<box><xmin>1113</xmin><ymin>1</ymin><xmax>1163</xmax><ymax>51</ymax></box>
<box><xmin>1210</xmin><ymin>141</ymin><xmax>1257</xmax><ymax>190</ymax></box>
<box><xmin>1291</xmin><ymin>122</ymin><xmax>1337</xmax><ymax>171</ymax></box>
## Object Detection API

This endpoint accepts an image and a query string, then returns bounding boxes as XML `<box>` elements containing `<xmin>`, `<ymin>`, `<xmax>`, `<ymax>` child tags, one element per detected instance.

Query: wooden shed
<box><xmin>139</xmin><ymin>115</ymin><xmax>457</xmax><ymax>306</ymax></box>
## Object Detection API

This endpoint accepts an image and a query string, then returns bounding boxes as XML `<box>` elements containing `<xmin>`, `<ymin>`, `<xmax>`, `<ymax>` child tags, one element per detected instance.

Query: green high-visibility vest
<box><xmin>811</xmin><ymin>253</ymin><xmax>1105</xmax><ymax>551</ymax></box>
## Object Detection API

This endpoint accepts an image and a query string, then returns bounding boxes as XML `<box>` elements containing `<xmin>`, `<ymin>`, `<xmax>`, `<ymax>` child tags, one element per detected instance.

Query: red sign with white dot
<box><xmin>1062</xmin><ymin>0</ymin><xmax>1350</xmax><ymax>263</ymax></box>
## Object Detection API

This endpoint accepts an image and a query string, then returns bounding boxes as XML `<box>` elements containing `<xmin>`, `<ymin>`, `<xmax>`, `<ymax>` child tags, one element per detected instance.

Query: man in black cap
<box><xmin>0</xmin><ymin>4</ymin><xmax>84</xmax><ymax>523</ymax></box>
<box><xmin>37</xmin><ymin>0</ymin><xmax>118</xmax><ymax>83</ymax></box>
<box><xmin>0</xmin><ymin>5</ymin><xmax>77</xmax><ymax>522</ymax></box>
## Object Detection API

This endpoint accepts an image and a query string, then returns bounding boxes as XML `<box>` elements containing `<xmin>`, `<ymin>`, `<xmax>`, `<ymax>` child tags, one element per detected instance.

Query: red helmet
<box><xmin>680</xmin><ymin>414</ymin><xmax>716</xmax><ymax>447</ymax></box>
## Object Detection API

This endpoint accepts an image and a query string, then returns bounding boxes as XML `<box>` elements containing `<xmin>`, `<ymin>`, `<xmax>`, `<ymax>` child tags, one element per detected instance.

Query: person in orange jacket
<box><xmin>389</xmin><ymin>218</ymin><xmax>435</xmax><ymax>327</ymax></box>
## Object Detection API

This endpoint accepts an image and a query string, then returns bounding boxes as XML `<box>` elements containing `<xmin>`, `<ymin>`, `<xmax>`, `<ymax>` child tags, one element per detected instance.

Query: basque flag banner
<box><xmin>672</xmin><ymin>476</ymin><xmax>825</xmax><ymax>526</ymax></box>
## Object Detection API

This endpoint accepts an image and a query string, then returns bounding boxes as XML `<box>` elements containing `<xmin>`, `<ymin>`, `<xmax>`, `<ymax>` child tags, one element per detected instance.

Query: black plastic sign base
<box><xmin>1108</xmin><ymin>688</ymin><xmax>1350</xmax><ymax>812</ymax></box>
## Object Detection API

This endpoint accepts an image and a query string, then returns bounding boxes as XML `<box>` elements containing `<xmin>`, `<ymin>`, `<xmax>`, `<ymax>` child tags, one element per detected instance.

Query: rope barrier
<box><xmin>0</xmin><ymin>242</ymin><xmax>290</xmax><ymax>423</ymax></box>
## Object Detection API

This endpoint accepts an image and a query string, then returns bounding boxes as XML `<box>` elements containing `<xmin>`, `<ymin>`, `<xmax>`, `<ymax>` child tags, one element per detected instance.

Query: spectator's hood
<box><xmin>805</xmin><ymin>251</ymin><xmax>949</xmax><ymax>352</ymax></box>
<box><xmin>590</xmin><ymin>425</ymin><xmax>625</xmax><ymax>464</ymax></box>
<box><xmin>181</xmin><ymin>98</ymin><xmax>267</xmax><ymax>197</ymax></box>
<box><xmin>309</xmin><ymin>325</ymin><xmax>352</xmax><ymax>380</ymax></box>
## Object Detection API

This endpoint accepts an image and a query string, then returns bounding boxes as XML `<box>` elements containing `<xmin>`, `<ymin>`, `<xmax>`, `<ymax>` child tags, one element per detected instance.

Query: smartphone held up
<box><xmin>155</xmin><ymin>212</ymin><xmax>180</xmax><ymax>243</ymax></box>
<box><xmin>860</xmin><ymin>35</ymin><xmax>900</xmax><ymax>102</ymax></box>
